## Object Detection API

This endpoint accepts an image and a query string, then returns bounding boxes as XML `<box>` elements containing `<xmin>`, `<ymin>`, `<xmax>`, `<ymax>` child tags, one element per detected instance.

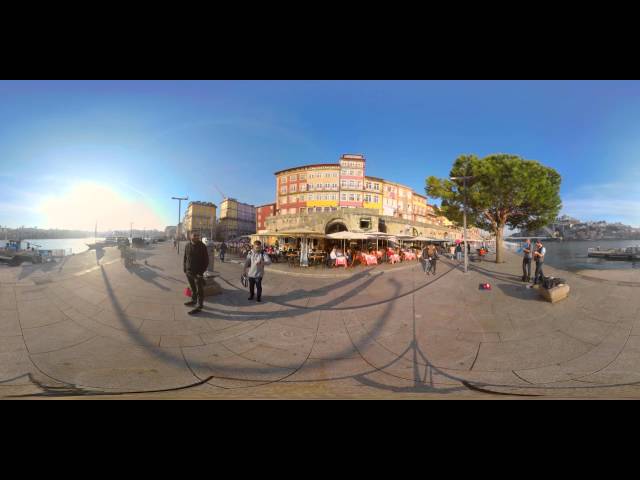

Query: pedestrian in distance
<box><xmin>243</xmin><ymin>240</ymin><xmax>272</xmax><ymax>302</ymax></box>
<box><xmin>219</xmin><ymin>241</ymin><xmax>227</xmax><ymax>262</ymax></box>
<box><xmin>183</xmin><ymin>232</ymin><xmax>209</xmax><ymax>314</ymax></box>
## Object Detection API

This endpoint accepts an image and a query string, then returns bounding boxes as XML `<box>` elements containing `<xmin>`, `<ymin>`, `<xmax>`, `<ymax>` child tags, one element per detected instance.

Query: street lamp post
<box><xmin>450</xmin><ymin>174</ymin><xmax>473</xmax><ymax>273</ymax></box>
<box><xmin>171</xmin><ymin>196</ymin><xmax>188</xmax><ymax>254</ymax></box>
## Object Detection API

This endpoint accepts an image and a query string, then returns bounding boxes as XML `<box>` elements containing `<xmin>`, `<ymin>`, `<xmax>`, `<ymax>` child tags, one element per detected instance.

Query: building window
<box><xmin>289</xmin><ymin>175</ymin><xmax>297</xmax><ymax>182</ymax></box>
<box><xmin>341</xmin><ymin>193</ymin><xmax>347</xmax><ymax>201</ymax></box>
<box><xmin>280</xmin><ymin>186</ymin><xmax>287</xmax><ymax>194</ymax></box>
<box><xmin>290</xmin><ymin>184</ymin><xmax>297</xmax><ymax>193</ymax></box>
<box><xmin>349</xmin><ymin>193</ymin><xmax>355</xmax><ymax>201</ymax></box>
<box><xmin>299</xmin><ymin>208</ymin><xmax>305</xmax><ymax>213</ymax></box>
<box><xmin>324</xmin><ymin>207</ymin><xmax>331</xmax><ymax>212</ymax></box>
<box><xmin>316</xmin><ymin>207</ymin><xmax>322</xmax><ymax>212</ymax></box>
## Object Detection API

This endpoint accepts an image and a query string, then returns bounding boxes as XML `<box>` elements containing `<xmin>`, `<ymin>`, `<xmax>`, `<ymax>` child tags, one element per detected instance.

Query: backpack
<box><xmin>542</xmin><ymin>276</ymin><xmax>565</xmax><ymax>289</ymax></box>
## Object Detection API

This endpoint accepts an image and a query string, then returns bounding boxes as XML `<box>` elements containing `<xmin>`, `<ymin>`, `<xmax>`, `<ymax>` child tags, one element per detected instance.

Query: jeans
<box><xmin>220</xmin><ymin>251</ymin><xmax>225</xmax><ymax>262</ymax></box>
<box><xmin>534</xmin><ymin>261</ymin><xmax>544</xmax><ymax>284</ymax></box>
<box><xmin>430</xmin><ymin>258</ymin><xmax>437</xmax><ymax>274</ymax></box>
<box><xmin>248</xmin><ymin>277</ymin><xmax>262</xmax><ymax>299</ymax></box>
<box><xmin>186</xmin><ymin>272</ymin><xmax>205</xmax><ymax>307</ymax></box>
<box><xmin>456</xmin><ymin>252</ymin><xmax>462</xmax><ymax>261</ymax></box>
<box><xmin>522</xmin><ymin>257</ymin><xmax>531</xmax><ymax>280</ymax></box>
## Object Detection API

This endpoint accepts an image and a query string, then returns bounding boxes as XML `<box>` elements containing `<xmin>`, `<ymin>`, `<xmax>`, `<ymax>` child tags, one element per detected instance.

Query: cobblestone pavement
<box><xmin>2</xmin><ymin>242</ymin><xmax>640</xmax><ymax>399</ymax></box>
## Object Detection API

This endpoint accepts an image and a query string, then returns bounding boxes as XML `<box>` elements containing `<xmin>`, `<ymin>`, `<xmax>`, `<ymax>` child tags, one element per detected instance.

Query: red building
<box><xmin>256</xmin><ymin>203</ymin><xmax>276</xmax><ymax>231</ymax></box>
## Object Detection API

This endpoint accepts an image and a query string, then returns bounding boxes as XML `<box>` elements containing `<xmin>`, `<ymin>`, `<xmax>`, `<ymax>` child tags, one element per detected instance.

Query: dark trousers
<box><xmin>220</xmin><ymin>251</ymin><xmax>225</xmax><ymax>262</ymax></box>
<box><xmin>430</xmin><ymin>258</ymin><xmax>437</xmax><ymax>274</ymax></box>
<box><xmin>522</xmin><ymin>257</ymin><xmax>531</xmax><ymax>280</ymax></box>
<box><xmin>533</xmin><ymin>261</ymin><xmax>544</xmax><ymax>284</ymax></box>
<box><xmin>249</xmin><ymin>277</ymin><xmax>263</xmax><ymax>299</ymax></box>
<box><xmin>186</xmin><ymin>272</ymin><xmax>205</xmax><ymax>306</ymax></box>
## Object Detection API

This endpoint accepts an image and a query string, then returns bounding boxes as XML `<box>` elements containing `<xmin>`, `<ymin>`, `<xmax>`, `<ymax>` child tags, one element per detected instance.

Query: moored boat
<box><xmin>587</xmin><ymin>246</ymin><xmax>640</xmax><ymax>260</ymax></box>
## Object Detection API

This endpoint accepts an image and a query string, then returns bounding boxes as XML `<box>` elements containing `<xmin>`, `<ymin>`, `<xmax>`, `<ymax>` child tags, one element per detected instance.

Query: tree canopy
<box><xmin>425</xmin><ymin>154</ymin><xmax>562</xmax><ymax>263</ymax></box>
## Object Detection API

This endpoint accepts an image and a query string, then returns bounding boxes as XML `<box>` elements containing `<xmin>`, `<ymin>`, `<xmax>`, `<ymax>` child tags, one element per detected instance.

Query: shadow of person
<box><xmin>129</xmin><ymin>265</ymin><xmax>171</xmax><ymax>291</ymax></box>
<box><xmin>96</xmin><ymin>247</ymin><xmax>105</xmax><ymax>265</ymax></box>
<box><xmin>495</xmin><ymin>282</ymin><xmax>541</xmax><ymax>301</ymax></box>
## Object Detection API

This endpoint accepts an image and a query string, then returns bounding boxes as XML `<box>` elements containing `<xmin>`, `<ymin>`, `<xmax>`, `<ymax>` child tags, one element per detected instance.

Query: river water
<box><xmin>11</xmin><ymin>238</ymin><xmax>106</xmax><ymax>255</ymax></box>
<box><xmin>505</xmin><ymin>239</ymin><xmax>640</xmax><ymax>271</ymax></box>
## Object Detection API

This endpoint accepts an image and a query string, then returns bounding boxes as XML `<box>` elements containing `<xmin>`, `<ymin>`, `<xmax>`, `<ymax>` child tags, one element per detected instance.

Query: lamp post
<box><xmin>171</xmin><ymin>196</ymin><xmax>188</xmax><ymax>254</ymax></box>
<box><xmin>450</xmin><ymin>174</ymin><xmax>474</xmax><ymax>273</ymax></box>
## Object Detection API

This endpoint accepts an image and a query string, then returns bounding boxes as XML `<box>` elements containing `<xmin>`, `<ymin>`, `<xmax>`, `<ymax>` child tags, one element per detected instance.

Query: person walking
<box><xmin>533</xmin><ymin>239</ymin><xmax>546</xmax><ymax>285</ymax></box>
<box><xmin>455</xmin><ymin>242</ymin><xmax>462</xmax><ymax>262</ymax></box>
<box><xmin>243</xmin><ymin>240</ymin><xmax>272</xmax><ymax>302</ymax></box>
<box><xmin>421</xmin><ymin>244</ymin><xmax>431</xmax><ymax>274</ymax></box>
<box><xmin>521</xmin><ymin>238</ymin><xmax>533</xmax><ymax>282</ymax></box>
<box><xmin>219</xmin><ymin>241</ymin><xmax>227</xmax><ymax>262</ymax></box>
<box><xmin>428</xmin><ymin>243</ymin><xmax>438</xmax><ymax>275</ymax></box>
<box><xmin>183</xmin><ymin>232</ymin><xmax>209</xmax><ymax>314</ymax></box>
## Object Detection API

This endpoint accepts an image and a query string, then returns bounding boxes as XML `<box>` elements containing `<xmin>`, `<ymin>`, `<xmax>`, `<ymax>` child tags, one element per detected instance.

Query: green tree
<box><xmin>426</xmin><ymin>154</ymin><xmax>562</xmax><ymax>263</ymax></box>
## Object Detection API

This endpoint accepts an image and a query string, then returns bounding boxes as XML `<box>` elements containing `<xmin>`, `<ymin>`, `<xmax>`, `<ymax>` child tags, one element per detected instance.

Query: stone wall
<box><xmin>264</xmin><ymin>208</ymin><xmax>463</xmax><ymax>239</ymax></box>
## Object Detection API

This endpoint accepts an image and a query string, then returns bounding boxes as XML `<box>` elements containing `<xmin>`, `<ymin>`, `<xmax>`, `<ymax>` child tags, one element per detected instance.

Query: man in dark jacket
<box><xmin>183</xmin><ymin>232</ymin><xmax>209</xmax><ymax>314</ymax></box>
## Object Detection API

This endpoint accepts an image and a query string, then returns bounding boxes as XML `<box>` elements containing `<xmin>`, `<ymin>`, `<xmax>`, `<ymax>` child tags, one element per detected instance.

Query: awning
<box><xmin>275</xmin><ymin>227</ymin><xmax>325</xmax><ymax>238</ymax></box>
<box><xmin>326</xmin><ymin>231</ymin><xmax>370</xmax><ymax>240</ymax></box>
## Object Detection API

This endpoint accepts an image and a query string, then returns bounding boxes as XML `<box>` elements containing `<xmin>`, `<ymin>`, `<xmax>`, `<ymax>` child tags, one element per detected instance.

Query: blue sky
<box><xmin>1</xmin><ymin>80</ymin><xmax>639</xmax><ymax>230</ymax></box>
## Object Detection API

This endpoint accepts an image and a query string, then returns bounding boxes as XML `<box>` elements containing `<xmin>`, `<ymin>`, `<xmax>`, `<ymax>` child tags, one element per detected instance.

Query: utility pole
<box><xmin>450</xmin><ymin>173</ymin><xmax>474</xmax><ymax>273</ymax></box>
<box><xmin>172</xmin><ymin>196</ymin><xmax>188</xmax><ymax>254</ymax></box>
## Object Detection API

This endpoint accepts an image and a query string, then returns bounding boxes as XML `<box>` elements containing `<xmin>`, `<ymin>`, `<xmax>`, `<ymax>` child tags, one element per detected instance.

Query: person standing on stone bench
<box><xmin>183</xmin><ymin>231</ymin><xmax>209</xmax><ymax>315</ymax></box>
<box><xmin>533</xmin><ymin>239</ymin><xmax>546</xmax><ymax>285</ymax></box>
<box><xmin>522</xmin><ymin>238</ymin><xmax>532</xmax><ymax>282</ymax></box>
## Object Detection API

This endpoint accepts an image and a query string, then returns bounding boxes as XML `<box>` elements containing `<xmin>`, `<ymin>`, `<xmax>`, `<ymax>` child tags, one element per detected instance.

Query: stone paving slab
<box><xmin>3</xmin><ymin>242</ymin><xmax>640</xmax><ymax>398</ymax></box>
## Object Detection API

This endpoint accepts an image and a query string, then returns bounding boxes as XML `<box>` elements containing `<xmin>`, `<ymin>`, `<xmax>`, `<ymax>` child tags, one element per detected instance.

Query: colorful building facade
<box><xmin>272</xmin><ymin>153</ymin><xmax>450</xmax><ymax>226</ymax></box>
<box><xmin>256</xmin><ymin>203</ymin><xmax>276</xmax><ymax>231</ymax></box>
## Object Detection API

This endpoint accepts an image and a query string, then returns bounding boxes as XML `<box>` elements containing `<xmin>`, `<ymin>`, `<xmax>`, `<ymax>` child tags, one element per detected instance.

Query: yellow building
<box><xmin>363</xmin><ymin>176</ymin><xmax>383</xmax><ymax>212</ymax></box>
<box><xmin>412</xmin><ymin>192</ymin><xmax>428</xmax><ymax>224</ymax></box>
<box><xmin>219</xmin><ymin>198</ymin><xmax>256</xmax><ymax>240</ymax></box>
<box><xmin>183</xmin><ymin>201</ymin><xmax>217</xmax><ymax>237</ymax></box>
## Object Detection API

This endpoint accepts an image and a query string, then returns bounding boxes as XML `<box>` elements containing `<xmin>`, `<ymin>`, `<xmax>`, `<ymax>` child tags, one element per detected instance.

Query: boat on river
<box><xmin>587</xmin><ymin>246</ymin><xmax>640</xmax><ymax>260</ymax></box>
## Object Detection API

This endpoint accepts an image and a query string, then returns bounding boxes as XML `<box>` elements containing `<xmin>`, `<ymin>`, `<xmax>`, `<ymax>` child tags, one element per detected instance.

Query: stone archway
<box><xmin>325</xmin><ymin>219</ymin><xmax>348</xmax><ymax>235</ymax></box>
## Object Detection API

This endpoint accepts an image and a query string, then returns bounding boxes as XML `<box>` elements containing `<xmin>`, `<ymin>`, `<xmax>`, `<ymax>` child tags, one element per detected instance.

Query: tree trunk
<box><xmin>494</xmin><ymin>224</ymin><xmax>505</xmax><ymax>263</ymax></box>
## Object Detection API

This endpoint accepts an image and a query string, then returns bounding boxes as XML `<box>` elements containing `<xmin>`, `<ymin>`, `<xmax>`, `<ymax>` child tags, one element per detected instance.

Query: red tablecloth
<box><xmin>335</xmin><ymin>257</ymin><xmax>347</xmax><ymax>268</ymax></box>
<box><xmin>363</xmin><ymin>254</ymin><xmax>377</xmax><ymax>266</ymax></box>
<box><xmin>389</xmin><ymin>254</ymin><xmax>400</xmax><ymax>264</ymax></box>
<box><xmin>404</xmin><ymin>252</ymin><xmax>416</xmax><ymax>261</ymax></box>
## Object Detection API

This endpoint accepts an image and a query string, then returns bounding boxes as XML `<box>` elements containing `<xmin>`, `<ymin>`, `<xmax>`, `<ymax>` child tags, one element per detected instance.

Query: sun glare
<box><xmin>38</xmin><ymin>181</ymin><xmax>164</xmax><ymax>231</ymax></box>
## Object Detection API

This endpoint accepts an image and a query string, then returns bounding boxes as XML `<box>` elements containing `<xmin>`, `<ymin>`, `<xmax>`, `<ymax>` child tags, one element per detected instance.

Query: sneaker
<box><xmin>184</xmin><ymin>300</ymin><xmax>196</xmax><ymax>306</ymax></box>
<box><xmin>257</xmin><ymin>297</ymin><xmax>261</xmax><ymax>302</ymax></box>
<box><xmin>188</xmin><ymin>307</ymin><xmax>202</xmax><ymax>315</ymax></box>
<box><xmin>248</xmin><ymin>296</ymin><xmax>254</xmax><ymax>300</ymax></box>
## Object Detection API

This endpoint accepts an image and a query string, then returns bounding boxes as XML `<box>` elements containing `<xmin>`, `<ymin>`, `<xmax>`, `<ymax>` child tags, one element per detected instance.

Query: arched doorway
<box><xmin>325</xmin><ymin>220</ymin><xmax>348</xmax><ymax>235</ymax></box>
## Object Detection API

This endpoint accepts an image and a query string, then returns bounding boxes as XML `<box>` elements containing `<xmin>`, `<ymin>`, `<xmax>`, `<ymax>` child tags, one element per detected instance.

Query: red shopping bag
<box><xmin>184</xmin><ymin>287</ymin><xmax>192</xmax><ymax>297</ymax></box>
